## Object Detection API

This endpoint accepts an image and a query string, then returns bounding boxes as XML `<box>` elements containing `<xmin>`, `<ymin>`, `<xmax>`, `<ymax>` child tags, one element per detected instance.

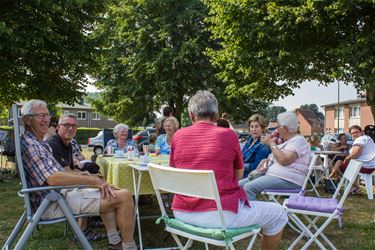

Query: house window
<box><xmin>77</xmin><ymin>111</ymin><xmax>86</xmax><ymax>120</ymax></box>
<box><xmin>63</xmin><ymin>110</ymin><xmax>70</xmax><ymax>115</ymax></box>
<box><xmin>18</xmin><ymin>108</ymin><xmax>22</xmax><ymax>117</ymax></box>
<box><xmin>335</xmin><ymin>107</ymin><xmax>344</xmax><ymax>119</ymax></box>
<box><xmin>92</xmin><ymin>112</ymin><xmax>100</xmax><ymax>120</ymax></box>
<box><xmin>350</xmin><ymin>106</ymin><xmax>360</xmax><ymax>118</ymax></box>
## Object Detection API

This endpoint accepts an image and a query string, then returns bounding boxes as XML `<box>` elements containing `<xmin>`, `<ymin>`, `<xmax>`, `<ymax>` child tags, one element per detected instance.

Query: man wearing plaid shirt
<box><xmin>21</xmin><ymin>99</ymin><xmax>137</xmax><ymax>250</ymax></box>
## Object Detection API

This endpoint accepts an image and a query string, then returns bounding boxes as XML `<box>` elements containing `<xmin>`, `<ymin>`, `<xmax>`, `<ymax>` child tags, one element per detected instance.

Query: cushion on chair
<box><xmin>286</xmin><ymin>195</ymin><xmax>339</xmax><ymax>213</ymax></box>
<box><xmin>157</xmin><ymin>217</ymin><xmax>259</xmax><ymax>240</ymax></box>
<box><xmin>264</xmin><ymin>188</ymin><xmax>301</xmax><ymax>193</ymax></box>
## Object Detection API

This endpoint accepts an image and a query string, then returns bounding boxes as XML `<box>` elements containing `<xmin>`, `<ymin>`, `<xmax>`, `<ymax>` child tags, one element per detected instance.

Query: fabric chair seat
<box><xmin>160</xmin><ymin>217</ymin><xmax>259</xmax><ymax>240</ymax></box>
<box><xmin>286</xmin><ymin>195</ymin><xmax>338</xmax><ymax>213</ymax></box>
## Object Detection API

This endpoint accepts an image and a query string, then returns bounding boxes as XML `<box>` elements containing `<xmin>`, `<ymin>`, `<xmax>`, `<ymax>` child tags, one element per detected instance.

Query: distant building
<box><xmin>295</xmin><ymin>108</ymin><xmax>324</xmax><ymax>137</ymax></box>
<box><xmin>16</xmin><ymin>102</ymin><xmax>116</xmax><ymax>129</ymax></box>
<box><xmin>322</xmin><ymin>98</ymin><xmax>374</xmax><ymax>133</ymax></box>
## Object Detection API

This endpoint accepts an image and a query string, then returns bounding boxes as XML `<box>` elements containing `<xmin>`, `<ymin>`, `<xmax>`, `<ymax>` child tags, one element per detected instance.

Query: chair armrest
<box><xmin>20</xmin><ymin>185</ymin><xmax>93</xmax><ymax>194</ymax></box>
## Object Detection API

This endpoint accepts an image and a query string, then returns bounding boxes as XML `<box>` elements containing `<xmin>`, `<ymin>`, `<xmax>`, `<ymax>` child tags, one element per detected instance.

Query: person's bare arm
<box><xmin>46</xmin><ymin>172</ymin><xmax>116</xmax><ymax>200</ymax></box>
<box><xmin>261</xmin><ymin>136</ymin><xmax>298</xmax><ymax>166</ymax></box>
<box><xmin>343</xmin><ymin>145</ymin><xmax>362</xmax><ymax>163</ymax></box>
<box><xmin>234</xmin><ymin>168</ymin><xmax>244</xmax><ymax>180</ymax></box>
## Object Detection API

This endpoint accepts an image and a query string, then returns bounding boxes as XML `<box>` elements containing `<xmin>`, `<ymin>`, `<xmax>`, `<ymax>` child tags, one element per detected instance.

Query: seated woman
<box><xmin>156</xmin><ymin>116</ymin><xmax>179</xmax><ymax>154</ymax></box>
<box><xmin>104</xmin><ymin>123</ymin><xmax>132</xmax><ymax>153</ymax></box>
<box><xmin>241</xmin><ymin>111</ymin><xmax>311</xmax><ymax>201</ymax></box>
<box><xmin>329</xmin><ymin>133</ymin><xmax>351</xmax><ymax>171</ymax></box>
<box><xmin>240</xmin><ymin>114</ymin><xmax>271</xmax><ymax>178</ymax></box>
<box><xmin>330</xmin><ymin>125</ymin><xmax>375</xmax><ymax>194</ymax></box>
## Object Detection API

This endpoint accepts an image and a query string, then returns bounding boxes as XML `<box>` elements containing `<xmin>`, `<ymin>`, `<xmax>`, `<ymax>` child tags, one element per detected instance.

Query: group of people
<box><xmin>20</xmin><ymin>90</ymin><xmax>375</xmax><ymax>250</ymax></box>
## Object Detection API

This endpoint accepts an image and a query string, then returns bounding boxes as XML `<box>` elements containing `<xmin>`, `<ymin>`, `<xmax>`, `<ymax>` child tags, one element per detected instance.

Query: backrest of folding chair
<box><xmin>333</xmin><ymin>160</ymin><xmax>362</xmax><ymax>207</ymax></box>
<box><xmin>11</xmin><ymin>103</ymin><xmax>34</xmax><ymax>219</ymax></box>
<box><xmin>148</xmin><ymin>163</ymin><xmax>227</xmax><ymax>229</ymax></box>
<box><xmin>301</xmin><ymin>154</ymin><xmax>319</xmax><ymax>191</ymax></box>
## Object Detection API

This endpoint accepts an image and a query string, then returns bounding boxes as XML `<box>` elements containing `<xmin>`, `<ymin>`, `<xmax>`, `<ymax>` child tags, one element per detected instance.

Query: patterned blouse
<box><xmin>156</xmin><ymin>134</ymin><xmax>171</xmax><ymax>154</ymax></box>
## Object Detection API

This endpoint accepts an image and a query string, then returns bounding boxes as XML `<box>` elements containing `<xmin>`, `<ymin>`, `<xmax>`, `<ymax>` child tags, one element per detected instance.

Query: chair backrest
<box><xmin>332</xmin><ymin>160</ymin><xmax>363</xmax><ymax>207</ymax></box>
<box><xmin>301</xmin><ymin>154</ymin><xmax>319</xmax><ymax>191</ymax></box>
<box><xmin>148</xmin><ymin>163</ymin><xmax>227</xmax><ymax>230</ymax></box>
<box><xmin>11</xmin><ymin>103</ymin><xmax>34</xmax><ymax>219</ymax></box>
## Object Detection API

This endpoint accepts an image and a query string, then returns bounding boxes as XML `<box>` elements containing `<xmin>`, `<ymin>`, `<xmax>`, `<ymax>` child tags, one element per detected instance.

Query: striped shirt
<box><xmin>21</xmin><ymin>130</ymin><xmax>63</xmax><ymax>210</ymax></box>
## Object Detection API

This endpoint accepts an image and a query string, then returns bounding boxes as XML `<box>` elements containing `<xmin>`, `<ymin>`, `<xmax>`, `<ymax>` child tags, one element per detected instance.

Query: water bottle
<box><xmin>133</xmin><ymin>146</ymin><xmax>139</xmax><ymax>158</ymax></box>
<box><xmin>107</xmin><ymin>146</ymin><xmax>112</xmax><ymax>155</ymax></box>
<box><xmin>127</xmin><ymin>146</ymin><xmax>133</xmax><ymax>160</ymax></box>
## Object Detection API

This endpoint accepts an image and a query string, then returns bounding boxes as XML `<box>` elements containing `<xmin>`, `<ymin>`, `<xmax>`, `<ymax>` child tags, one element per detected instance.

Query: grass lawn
<box><xmin>1</xmin><ymin>151</ymin><xmax>374</xmax><ymax>249</ymax></box>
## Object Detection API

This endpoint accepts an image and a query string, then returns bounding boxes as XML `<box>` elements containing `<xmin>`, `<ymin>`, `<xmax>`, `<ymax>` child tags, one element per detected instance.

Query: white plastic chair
<box><xmin>283</xmin><ymin>160</ymin><xmax>363</xmax><ymax>250</ymax></box>
<box><xmin>2</xmin><ymin>104</ymin><xmax>94</xmax><ymax>250</ymax></box>
<box><xmin>148</xmin><ymin>163</ymin><xmax>261</xmax><ymax>250</ymax></box>
<box><xmin>359</xmin><ymin>172</ymin><xmax>374</xmax><ymax>200</ymax></box>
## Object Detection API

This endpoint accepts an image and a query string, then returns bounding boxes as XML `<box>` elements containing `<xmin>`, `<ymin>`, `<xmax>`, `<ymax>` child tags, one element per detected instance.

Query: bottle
<box><xmin>127</xmin><ymin>146</ymin><xmax>133</xmax><ymax>160</ymax></box>
<box><xmin>107</xmin><ymin>146</ymin><xmax>112</xmax><ymax>155</ymax></box>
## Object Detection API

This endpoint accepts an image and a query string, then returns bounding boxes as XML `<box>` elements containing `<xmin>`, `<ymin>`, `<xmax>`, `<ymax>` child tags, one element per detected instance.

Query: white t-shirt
<box><xmin>266</xmin><ymin>135</ymin><xmax>311</xmax><ymax>186</ymax></box>
<box><xmin>351</xmin><ymin>135</ymin><xmax>375</xmax><ymax>168</ymax></box>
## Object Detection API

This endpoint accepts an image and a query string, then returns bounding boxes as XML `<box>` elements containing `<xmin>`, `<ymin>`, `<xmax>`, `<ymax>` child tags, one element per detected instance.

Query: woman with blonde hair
<box><xmin>156</xmin><ymin>116</ymin><xmax>179</xmax><ymax>154</ymax></box>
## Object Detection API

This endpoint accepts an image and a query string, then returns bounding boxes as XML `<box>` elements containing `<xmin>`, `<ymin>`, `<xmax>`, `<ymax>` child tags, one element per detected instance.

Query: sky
<box><xmin>86</xmin><ymin>81</ymin><xmax>358</xmax><ymax>113</ymax></box>
<box><xmin>273</xmin><ymin>81</ymin><xmax>357</xmax><ymax>112</ymax></box>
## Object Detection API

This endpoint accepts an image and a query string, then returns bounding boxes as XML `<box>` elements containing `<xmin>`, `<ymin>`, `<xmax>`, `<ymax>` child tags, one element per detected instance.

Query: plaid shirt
<box><xmin>21</xmin><ymin>130</ymin><xmax>63</xmax><ymax>210</ymax></box>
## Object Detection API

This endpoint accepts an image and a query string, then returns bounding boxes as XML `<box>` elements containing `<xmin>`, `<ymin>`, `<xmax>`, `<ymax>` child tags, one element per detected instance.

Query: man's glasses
<box><xmin>60</xmin><ymin>123</ymin><xmax>77</xmax><ymax>129</ymax></box>
<box><xmin>30</xmin><ymin>113</ymin><xmax>51</xmax><ymax>119</ymax></box>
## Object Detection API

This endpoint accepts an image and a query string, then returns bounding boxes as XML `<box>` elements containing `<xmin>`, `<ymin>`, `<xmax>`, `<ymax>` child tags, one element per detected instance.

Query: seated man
<box><xmin>21</xmin><ymin>99</ymin><xmax>136</xmax><ymax>250</ymax></box>
<box><xmin>47</xmin><ymin>113</ymin><xmax>103</xmax><ymax>240</ymax></box>
<box><xmin>170</xmin><ymin>91</ymin><xmax>288</xmax><ymax>250</ymax></box>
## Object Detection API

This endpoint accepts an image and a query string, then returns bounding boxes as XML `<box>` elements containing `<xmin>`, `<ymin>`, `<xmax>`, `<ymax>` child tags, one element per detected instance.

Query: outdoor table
<box><xmin>313</xmin><ymin>150</ymin><xmax>343</xmax><ymax>195</ymax></box>
<box><xmin>96</xmin><ymin>154</ymin><xmax>170</xmax><ymax>250</ymax></box>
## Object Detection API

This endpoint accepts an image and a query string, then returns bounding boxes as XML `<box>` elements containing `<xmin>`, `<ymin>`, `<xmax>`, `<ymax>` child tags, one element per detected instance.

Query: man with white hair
<box><xmin>21</xmin><ymin>99</ymin><xmax>136</xmax><ymax>250</ymax></box>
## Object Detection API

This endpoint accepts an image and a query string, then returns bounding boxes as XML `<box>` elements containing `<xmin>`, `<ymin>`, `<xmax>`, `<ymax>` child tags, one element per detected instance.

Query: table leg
<box><xmin>131</xmin><ymin>168</ymin><xmax>144</xmax><ymax>250</ymax></box>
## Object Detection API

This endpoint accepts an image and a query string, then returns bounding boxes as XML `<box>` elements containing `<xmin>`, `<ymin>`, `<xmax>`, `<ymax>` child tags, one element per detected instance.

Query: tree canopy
<box><xmin>92</xmin><ymin>0</ymin><xmax>268</xmax><ymax>125</ymax></box>
<box><xmin>0</xmin><ymin>0</ymin><xmax>107</xmax><ymax>106</ymax></box>
<box><xmin>205</xmin><ymin>0</ymin><xmax>375</xmax><ymax>115</ymax></box>
<box><xmin>300</xmin><ymin>104</ymin><xmax>325</xmax><ymax>121</ymax></box>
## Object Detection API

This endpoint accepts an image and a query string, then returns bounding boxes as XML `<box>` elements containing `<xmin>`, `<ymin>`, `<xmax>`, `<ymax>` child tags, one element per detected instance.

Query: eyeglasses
<box><xmin>30</xmin><ymin>113</ymin><xmax>51</xmax><ymax>119</ymax></box>
<box><xmin>60</xmin><ymin>123</ymin><xmax>77</xmax><ymax>129</ymax></box>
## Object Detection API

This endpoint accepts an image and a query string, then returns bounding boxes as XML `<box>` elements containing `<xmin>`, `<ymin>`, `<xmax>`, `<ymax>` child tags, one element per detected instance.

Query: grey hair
<box><xmin>58</xmin><ymin>114</ymin><xmax>77</xmax><ymax>124</ymax></box>
<box><xmin>277</xmin><ymin>111</ymin><xmax>299</xmax><ymax>133</ymax></box>
<box><xmin>21</xmin><ymin>99</ymin><xmax>48</xmax><ymax>116</ymax></box>
<box><xmin>188</xmin><ymin>90</ymin><xmax>218</xmax><ymax>120</ymax></box>
<box><xmin>164</xmin><ymin>116</ymin><xmax>179</xmax><ymax>130</ymax></box>
<box><xmin>113</xmin><ymin>123</ymin><xmax>129</xmax><ymax>138</ymax></box>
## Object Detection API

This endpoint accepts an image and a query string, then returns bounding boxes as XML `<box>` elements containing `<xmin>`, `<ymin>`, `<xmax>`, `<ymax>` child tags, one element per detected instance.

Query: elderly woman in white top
<box><xmin>105</xmin><ymin>123</ymin><xmax>131</xmax><ymax>153</ymax></box>
<box><xmin>241</xmin><ymin>112</ymin><xmax>311</xmax><ymax>200</ymax></box>
<box><xmin>330</xmin><ymin>125</ymin><xmax>375</xmax><ymax>194</ymax></box>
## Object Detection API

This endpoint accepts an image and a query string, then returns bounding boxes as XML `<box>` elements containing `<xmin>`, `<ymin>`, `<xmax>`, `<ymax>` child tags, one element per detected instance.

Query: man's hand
<box><xmin>95</xmin><ymin>178</ymin><xmax>117</xmax><ymax>200</ymax></box>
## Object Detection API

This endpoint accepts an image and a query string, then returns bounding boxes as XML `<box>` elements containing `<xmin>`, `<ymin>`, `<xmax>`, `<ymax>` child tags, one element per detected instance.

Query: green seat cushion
<box><xmin>159</xmin><ymin>217</ymin><xmax>259</xmax><ymax>241</ymax></box>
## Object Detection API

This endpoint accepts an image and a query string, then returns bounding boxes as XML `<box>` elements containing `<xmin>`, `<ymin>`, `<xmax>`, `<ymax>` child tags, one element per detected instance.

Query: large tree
<box><xmin>92</xmin><ymin>0</ymin><xmax>218</xmax><ymax>125</ymax></box>
<box><xmin>0</xmin><ymin>0</ymin><xmax>107</xmax><ymax>106</ymax></box>
<box><xmin>300</xmin><ymin>104</ymin><xmax>325</xmax><ymax>121</ymax></box>
<box><xmin>205</xmin><ymin>0</ymin><xmax>375</xmax><ymax>116</ymax></box>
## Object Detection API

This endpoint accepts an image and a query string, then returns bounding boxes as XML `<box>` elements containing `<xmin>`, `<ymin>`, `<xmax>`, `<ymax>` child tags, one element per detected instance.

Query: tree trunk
<box><xmin>366</xmin><ymin>85</ymin><xmax>375</xmax><ymax>123</ymax></box>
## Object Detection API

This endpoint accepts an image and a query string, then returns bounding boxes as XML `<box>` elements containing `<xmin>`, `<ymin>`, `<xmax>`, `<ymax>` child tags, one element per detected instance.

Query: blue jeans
<box><xmin>240</xmin><ymin>175</ymin><xmax>301</xmax><ymax>201</ymax></box>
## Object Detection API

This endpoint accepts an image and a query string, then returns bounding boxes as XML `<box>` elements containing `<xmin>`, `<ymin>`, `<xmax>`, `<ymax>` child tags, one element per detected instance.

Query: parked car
<box><xmin>320</xmin><ymin>133</ymin><xmax>353</xmax><ymax>151</ymax></box>
<box><xmin>238</xmin><ymin>131</ymin><xmax>250</xmax><ymax>143</ymax></box>
<box><xmin>133</xmin><ymin>128</ymin><xmax>156</xmax><ymax>151</ymax></box>
<box><xmin>87</xmin><ymin>128</ymin><xmax>133</xmax><ymax>155</ymax></box>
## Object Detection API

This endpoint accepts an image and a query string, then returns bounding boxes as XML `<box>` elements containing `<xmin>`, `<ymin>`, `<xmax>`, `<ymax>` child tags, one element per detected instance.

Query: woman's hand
<box><xmin>260</xmin><ymin>135</ymin><xmax>272</xmax><ymax>145</ymax></box>
<box><xmin>256</xmin><ymin>159</ymin><xmax>269</xmax><ymax>173</ymax></box>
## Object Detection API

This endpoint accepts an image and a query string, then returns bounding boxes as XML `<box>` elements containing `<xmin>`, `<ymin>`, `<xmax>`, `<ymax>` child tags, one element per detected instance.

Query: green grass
<box><xmin>1</xmin><ymin>151</ymin><xmax>375</xmax><ymax>249</ymax></box>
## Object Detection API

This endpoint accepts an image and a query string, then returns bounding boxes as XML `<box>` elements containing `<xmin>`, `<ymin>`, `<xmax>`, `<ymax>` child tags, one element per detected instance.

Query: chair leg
<box><xmin>360</xmin><ymin>173</ymin><xmax>373</xmax><ymax>200</ymax></box>
<box><xmin>1</xmin><ymin>211</ymin><xmax>27</xmax><ymax>250</ymax></box>
<box><xmin>171</xmin><ymin>233</ymin><xmax>185</xmax><ymax>249</ymax></box>
<box><xmin>246</xmin><ymin>233</ymin><xmax>258</xmax><ymax>250</ymax></box>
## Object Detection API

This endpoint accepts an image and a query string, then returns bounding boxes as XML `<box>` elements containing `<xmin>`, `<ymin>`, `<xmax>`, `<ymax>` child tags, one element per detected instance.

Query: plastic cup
<box><xmin>155</xmin><ymin>146</ymin><xmax>160</xmax><ymax>155</ymax></box>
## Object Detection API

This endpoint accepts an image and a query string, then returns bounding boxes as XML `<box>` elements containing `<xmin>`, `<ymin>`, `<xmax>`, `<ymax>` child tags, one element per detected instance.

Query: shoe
<box><xmin>75</xmin><ymin>227</ymin><xmax>106</xmax><ymax>241</ymax></box>
<box><xmin>108</xmin><ymin>242</ymin><xmax>122</xmax><ymax>250</ymax></box>
<box><xmin>350</xmin><ymin>187</ymin><xmax>362</xmax><ymax>195</ymax></box>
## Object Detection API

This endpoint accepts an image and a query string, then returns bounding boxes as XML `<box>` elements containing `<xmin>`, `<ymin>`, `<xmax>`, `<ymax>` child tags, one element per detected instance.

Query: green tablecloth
<box><xmin>96</xmin><ymin>154</ymin><xmax>170</xmax><ymax>195</ymax></box>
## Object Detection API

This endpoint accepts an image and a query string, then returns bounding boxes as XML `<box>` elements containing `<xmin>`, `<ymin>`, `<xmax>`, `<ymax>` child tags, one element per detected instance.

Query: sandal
<box><xmin>108</xmin><ymin>242</ymin><xmax>122</xmax><ymax>250</ymax></box>
<box><xmin>89</xmin><ymin>219</ymin><xmax>105</xmax><ymax>228</ymax></box>
<box><xmin>75</xmin><ymin>227</ymin><xmax>106</xmax><ymax>241</ymax></box>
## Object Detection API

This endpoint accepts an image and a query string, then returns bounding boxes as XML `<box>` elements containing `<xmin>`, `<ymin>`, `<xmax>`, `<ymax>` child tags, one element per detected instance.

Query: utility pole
<box><xmin>337</xmin><ymin>81</ymin><xmax>340</xmax><ymax>132</ymax></box>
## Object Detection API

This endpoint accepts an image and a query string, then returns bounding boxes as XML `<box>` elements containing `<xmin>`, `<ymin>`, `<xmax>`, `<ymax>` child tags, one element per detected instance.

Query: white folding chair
<box><xmin>359</xmin><ymin>172</ymin><xmax>374</xmax><ymax>200</ymax></box>
<box><xmin>263</xmin><ymin>154</ymin><xmax>320</xmax><ymax>203</ymax></box>
<box><xmin>148</xmin><ymin>163</ymin><xmax>261</xmax><ymax>250</ymax></box>
<box><xmin>2</xmin><ymin>104</ymin><xmax>94</xmax><ymax>250</ymax></box>
<box><xmin>283</xmin><ymin>160</ymin><xmax>363</xmax><ymax>250</ymax></box>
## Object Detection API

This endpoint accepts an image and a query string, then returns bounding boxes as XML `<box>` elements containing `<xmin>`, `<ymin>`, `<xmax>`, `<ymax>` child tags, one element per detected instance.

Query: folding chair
<box><xmin>283</xmin><ymin>160</ymin><xmax>363</xmax><ymax>250</ymax></box>
<box><xmin>148</xmin><ymin>163</ymin><xmax>261</xmax><ymax>250</ymax></box>
<box><xmin>2</xmin><ymin>104</ymin><xmax>93</xmax><ymax>250</ymax></box>
<box><xmin>359</xmin><ymin>172</ymin><xmax>374</xmax><ymax>200</ymax></box>
<box><xmin>263</xmin><ymin>154</ymin><xmax>320</xmax><ymax>203</ymax></box>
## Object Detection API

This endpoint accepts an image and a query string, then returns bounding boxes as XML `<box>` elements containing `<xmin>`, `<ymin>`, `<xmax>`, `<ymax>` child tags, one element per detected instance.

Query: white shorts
<box><xmin>42</xmin><ymin>188</ymin><xmax>101</xmax><ymax>220</ymax></box>
<box><xmin>173</xmin><ymin>200</ymin><xmax>288</xmax><ymax>236</ymax></box>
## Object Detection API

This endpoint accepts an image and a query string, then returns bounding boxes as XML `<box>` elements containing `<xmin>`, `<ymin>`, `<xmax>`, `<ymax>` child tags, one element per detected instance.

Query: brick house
<box><xmin>322</xmin><ymin>98</ymin><xmax>374</xmax><ymax>133</ymax></box>
<box><xmin>295</xmin><ymin>109</ymin><xmax>324</xmax><ymax>137</ymax></box>
<box><xmin>16</xmin><ymin>102</ymin><xmax>116</xmax><ymax>129</ymax></box>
